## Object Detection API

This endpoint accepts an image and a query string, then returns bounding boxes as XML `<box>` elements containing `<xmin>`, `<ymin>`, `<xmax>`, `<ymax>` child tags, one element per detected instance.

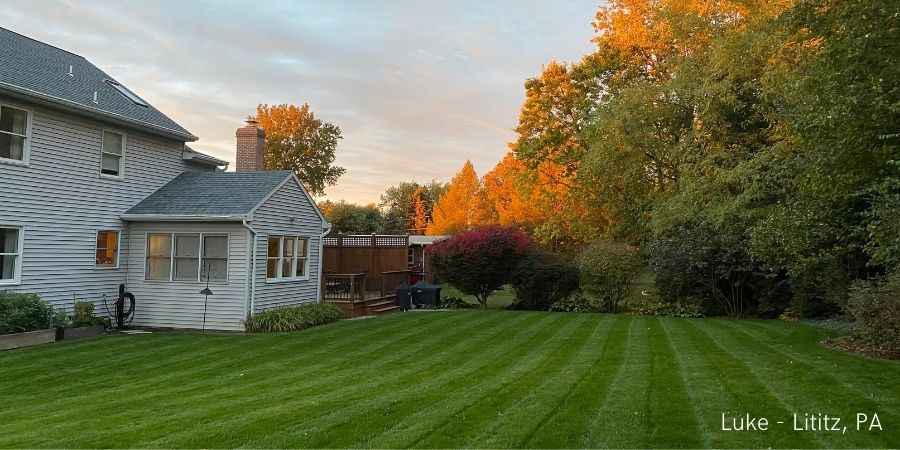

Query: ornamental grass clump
<box><xmin>244</xmin><ymin>302</ymin><xmax>344</xmax><ymax>333</ymax></box>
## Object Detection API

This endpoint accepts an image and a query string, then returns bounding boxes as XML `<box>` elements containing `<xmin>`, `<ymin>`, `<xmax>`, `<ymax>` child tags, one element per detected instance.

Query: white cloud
<box><xmin>1</xmin><ymin>0</ymin><xmax>598</xmax><ymax>203</ymax></box>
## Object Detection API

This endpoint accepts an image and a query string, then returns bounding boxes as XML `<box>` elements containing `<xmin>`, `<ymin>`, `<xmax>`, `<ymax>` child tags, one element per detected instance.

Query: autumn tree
<box><xmin>256</xmin><ymin>103</ymin><xmax>346</xmax><ymax>196</ymax></box>
<box><xmin>409</xmin><ymin>186</ymin><xmax>429</xmax><ymax>235</ymax></box>
<box><xmin>318</xmin><ymin>200</ymin><xmax>382</xmax><ymax>234</ymax></box>
<box><xmin>482</xmin><ymin>152</ymin><xmax>544</xmax><ymax>232</ymax></box>
<box><xmin>379</xmin><ymin>181</ymin><xmax>447</xmax><ymax>233</ymax></box>
<box><xmin>428</xmin><ymin>161</ymin><xmax>494</xmax><ymax>235</ymax></box>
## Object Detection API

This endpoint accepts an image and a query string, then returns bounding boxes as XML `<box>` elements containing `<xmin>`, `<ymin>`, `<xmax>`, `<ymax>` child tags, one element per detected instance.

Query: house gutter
<box><xmin>316</xmin><ymin>221</ymin><xmax>332</xmax><ymax>303</ymax></box>
<box><xmin>242</xmin><ymin>218</ymin><xmax>259</xmax><ymax>317</ymax></box>
<box><xmin>121</xmin><ymin>214</ymin><xmax>246</xmax><ymax>222</ymax></box>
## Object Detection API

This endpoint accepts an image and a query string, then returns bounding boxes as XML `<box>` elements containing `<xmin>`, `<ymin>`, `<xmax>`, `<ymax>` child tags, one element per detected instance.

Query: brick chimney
<box><xmin>235</xmin><ymin>118</ymin><xmax>266</xmax><ymax>172</ymax></box>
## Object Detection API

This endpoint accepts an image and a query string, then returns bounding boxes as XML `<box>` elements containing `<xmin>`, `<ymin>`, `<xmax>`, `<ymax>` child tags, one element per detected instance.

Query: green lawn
<box><xmin>0</xmin><ymin>311</ymin><xmax>897</xmax><ymax>448</ymax></box>
<box><xmin>440</xmin><ymin>285</ymin><xmax>516</xmax><ymax>309</ymax></box>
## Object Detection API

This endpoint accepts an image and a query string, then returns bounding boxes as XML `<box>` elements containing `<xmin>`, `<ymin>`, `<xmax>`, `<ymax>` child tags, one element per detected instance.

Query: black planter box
<box><xmin>59</xmin><ymin>325</ymin><xmax>106</xmax><ymax>341</ymax></box>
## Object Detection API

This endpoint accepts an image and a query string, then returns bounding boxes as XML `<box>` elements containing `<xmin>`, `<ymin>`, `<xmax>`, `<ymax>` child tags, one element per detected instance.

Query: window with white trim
<box><xmin>145</xmin><ymin>233</ymin><xmax>228</xmax><ymax>282</ymax></box>
<box><xmin>202</xmin><ymin>235</ymin><xmax>228</xmax><ymax>281</ymax></box>
<box><xmin>100</xmin><ymin>130</ymin><xmax>125</xmax><ymax>178</ymax></box>
<box><xmin>174</xmin><ymin>234</ymin><xmax>200</xmax><ymax>281</ymax></box>
<box><xmin>267</xmin><ymin>235</ymin><xmax>309</xmax><ymax>280</ymax></box>
<box><xmin>0</xmin><ymin>227</ymin><xmax>22</xmax><ymax>284</ymax></box>
<box><xmin>146</xmin><ymin>234</ymin><xmax>172</xmax><ymax>280</ymax></box>
<box><xmin>0</xmin><ymin>105</ymin><xmax>30</xmax><ymax>162</ymax></box>
<box><xmin>95</xmin><ymin>230</ymin><xmax>120</xmax><ymax>268</ymax></box>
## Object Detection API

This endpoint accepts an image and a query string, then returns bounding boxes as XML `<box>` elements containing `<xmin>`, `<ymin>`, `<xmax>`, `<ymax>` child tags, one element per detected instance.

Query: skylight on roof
<box><xmin>104</xmin><ymin>79</ymin><xmax>148</xmax><ymax>107</ymax></box>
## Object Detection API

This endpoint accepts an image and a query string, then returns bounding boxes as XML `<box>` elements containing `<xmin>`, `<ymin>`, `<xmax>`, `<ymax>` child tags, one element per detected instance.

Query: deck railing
<box><xmin>381</xmin><ymin>270</ymin><xmax>411</xmax><ymax>297</ymax></box>
<box><xmin>323</xmin><ymin>273</ymin><xmax>367</xmax><ymax>302</ymax></box>
<box><xmin>322</xmin><ymin>270</ymin><xmax>412</xmax><ymax>302</ymax></box>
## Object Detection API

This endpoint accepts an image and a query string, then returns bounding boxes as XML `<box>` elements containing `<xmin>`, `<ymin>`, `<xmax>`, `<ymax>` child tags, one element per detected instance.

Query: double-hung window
<box><xmin>146</xmin><ymin>233</ymin><xmax>228</xmax><ymax>282</ymax></box>
<box><xmin>146</xmin><ymin>234</ymin><xmax>172</xmax><ymax>280</ymax></box>
<box><xmin>95</xmin><ymin>230</ymin><xmax>120</xmax><ymax>268</ymax></box>
<box><xmin>100</xmin><ymin>129</ymin><xmax>125</xmax><ymax>178</ymax></box>
<box><xmin>266</xmin><ymin>235</ymin><xmax>309</xmax><ymax>281</ymax></box>
<box><xmin>0</xmin><ymin>104</ymin><xmax>30</xmax><ymax>163</ymax></box>
<box><xmin>0</xmin><ymin>227</ymin><xmax>23</xmax><ymax>285</ymax></box>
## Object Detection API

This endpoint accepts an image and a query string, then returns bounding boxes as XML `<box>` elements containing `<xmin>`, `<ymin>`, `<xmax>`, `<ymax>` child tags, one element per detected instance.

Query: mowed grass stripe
<box><xmin>658</xmin><ymin>317</ymin><xmax>712</xmax><ymax>448</ymax></box>
<box><xmin>717</xmin><ymin>319</ymin><xmax>900</xmax><ymax>412</ymax></box>
<box><xmin>581</xmin><ymin>316</ymin><xmax>657</xmax><ymax>447</ymax></box>
<box><xmin>670</xmin><ymin>319</ymin><xmax>817</xmax><ymax>448</ymax></box>
<box><xmin>524</xmin><ymin>314</ymin><xmax>632</xmax><ymax>448</ymax></box>
<box><xmin>147</xmin><ymin>312</ymin><xmax>540</xmax><ymax>448</ymax></box>
<box><xmin>640</xmin><ymin>317</ymin><xmax>703</xmax><ymax>448</ymax></box>
<box><xmin>357</xmin><ymin>314</ymin><xmax>599</xmax><ymax>449</ymax></box>
<box><xmin>691</xmin><ymin>320</ymin><xmax>890</xmax><ymax>448</ymax></box>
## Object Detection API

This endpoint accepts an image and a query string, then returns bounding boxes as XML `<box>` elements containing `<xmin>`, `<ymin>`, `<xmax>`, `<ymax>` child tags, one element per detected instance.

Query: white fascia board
<box><xmin>120</xmin><ymin>214</ymin><xmax>247</xmax><ymax>222</ymax></box>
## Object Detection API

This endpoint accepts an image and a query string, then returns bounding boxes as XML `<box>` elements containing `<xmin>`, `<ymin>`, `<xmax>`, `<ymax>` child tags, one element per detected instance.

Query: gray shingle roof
<box><xmin>124</xmin><ymin>171</ymin><xmax>295</xmax><ymax>218</ymax></box>
<box><xmin>0</xmin><ymin>27</ymin><xmax>196</xmax><ymax>140</ymax></box>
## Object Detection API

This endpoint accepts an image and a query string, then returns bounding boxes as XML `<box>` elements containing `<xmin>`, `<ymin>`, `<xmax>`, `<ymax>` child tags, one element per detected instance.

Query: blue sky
<box><xmin>1</xmin><ymin>0</ymin><xmax>599</xmax><ymax>203</ymax></box>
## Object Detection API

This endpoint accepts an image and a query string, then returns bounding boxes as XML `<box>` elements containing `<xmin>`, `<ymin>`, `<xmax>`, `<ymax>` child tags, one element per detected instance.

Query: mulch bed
<box><xmin>825</xmin><ymin>335</ymin><xmax>900</xmax><ymax>361</ymax></box>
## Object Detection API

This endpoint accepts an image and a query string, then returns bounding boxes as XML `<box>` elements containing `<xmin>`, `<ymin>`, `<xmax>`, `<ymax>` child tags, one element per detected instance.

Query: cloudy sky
<box><xmin>2</xmin><ymin>0</ymin><xmax>598</xmax><ymax>203</ymax></box>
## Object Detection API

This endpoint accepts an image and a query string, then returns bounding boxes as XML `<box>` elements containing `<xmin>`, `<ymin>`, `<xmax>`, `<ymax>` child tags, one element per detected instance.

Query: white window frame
<box><xmin>143</xmin><ymin>232</ymin><xmax>229</xmax><ymax>283</ymax></box>
<box><xmin>99</xmin><ymin>128</ymin><xmax>126</xmax><ymax>180</ymax></box>
<box><xmin>0</xmin><ymin>225</ymin><xmax>24</xmax><ymax>286</ymax></box>
<box><xmin>0</xmin><ymin>102</ymin><xmax>32</xmax><ymax>166</ymax></box>
<box><xmin>94</xmin><ymin>229</ymin><xmax>121</xmax><ymax>269</ymax></box>
<box><xmin>266</xmin><ymin>235</ymin><xmax>310</xmax><ymax>283</ymax></box>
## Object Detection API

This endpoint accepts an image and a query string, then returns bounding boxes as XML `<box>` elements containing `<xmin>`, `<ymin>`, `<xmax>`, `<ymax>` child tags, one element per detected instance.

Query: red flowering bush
<box><xmin>427</xmin><ymin>225</ymin><xmax>532</xmax><ymax>308</ymax></box>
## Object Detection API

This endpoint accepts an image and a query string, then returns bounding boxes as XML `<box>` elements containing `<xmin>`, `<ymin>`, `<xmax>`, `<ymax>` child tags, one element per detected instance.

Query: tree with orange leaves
<box><xmin>428</xmin><ymin>161</ymin><xmax>494</xmax><ymax>236</ymax></box>
<box><xmin>409</xmin><ymin>186</ymin><xmax>429</xmax><ymax>235</ymax></box>
<box><xmin>255</xmin><ymin>103</ymin><xmax>345</xmax><ymax>196</ymax></box>
<box><xmin>482</xmin><ymin>152</ymin><xmax>544</xmax><ymax>232</ymax></box>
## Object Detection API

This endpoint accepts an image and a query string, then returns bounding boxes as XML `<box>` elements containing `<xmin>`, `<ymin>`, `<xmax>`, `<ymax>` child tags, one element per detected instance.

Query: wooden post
<box><xmin>349</xmin><ymin>275</ymin><xmax>355</xmax><ymax>304</ymax></box>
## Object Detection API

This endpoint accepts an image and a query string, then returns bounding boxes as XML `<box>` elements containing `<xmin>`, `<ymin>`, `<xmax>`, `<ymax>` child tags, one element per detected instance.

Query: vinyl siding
<box><xmin>0</xmin><ymin>98</ymin><xmax>209</xmax><ymax>312</ymax></box>
<box><xmin>124</xmin><ymin>222</ymin><xmax>249</xmax><ymax>331</ymax></box>
<box><xmin>250</xmin><ymin>178</ymin><xmax>324</xmax><ymax>312</ymax></box>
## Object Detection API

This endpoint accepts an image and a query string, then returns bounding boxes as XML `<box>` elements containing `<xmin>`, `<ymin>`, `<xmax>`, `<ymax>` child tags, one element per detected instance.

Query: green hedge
<box><xmin>0</xmin><ymin>291</ymin><xmax>51</xmax><ymax>335</ymax></box>
<box><xmin>244</xmin><ymin>302</ymin><xmax>344</xmax><ymax>333</ymax></box>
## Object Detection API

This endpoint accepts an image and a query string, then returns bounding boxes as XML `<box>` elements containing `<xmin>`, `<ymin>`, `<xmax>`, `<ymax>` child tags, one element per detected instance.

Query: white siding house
<box><xmin>121</xmin><ymin>172</ymin><xmax>330</xmax><ymax>331</ymax></box>
<box><xmin>0</xmin><ymin>27</ymin><xmax>329</xmax><ymax>331</ymax></box>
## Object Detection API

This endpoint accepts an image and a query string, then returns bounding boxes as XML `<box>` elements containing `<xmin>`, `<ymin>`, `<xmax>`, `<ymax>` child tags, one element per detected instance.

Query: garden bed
<box><xmin>58</xmin><ymin>325</ymin><xmax>106</xmax><ymax>341</ymax></box>
<box><xmin>0</xmin><ymin>329</ymin><xmax>56</xmax><ymax>351</ymax></box>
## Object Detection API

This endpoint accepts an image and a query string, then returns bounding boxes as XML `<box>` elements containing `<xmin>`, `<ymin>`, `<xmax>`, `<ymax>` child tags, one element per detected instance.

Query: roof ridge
<box><xmin>0</xmin><ymin>27</ymin><xmax>85</xmax><ymax>60</ymax></box>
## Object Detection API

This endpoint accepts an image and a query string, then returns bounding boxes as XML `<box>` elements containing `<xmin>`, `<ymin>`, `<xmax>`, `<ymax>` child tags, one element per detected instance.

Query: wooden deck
<box><xmin>322</xmin><ymin>272</ymin><xmax>409</xmax><ymax>318</ymax></box>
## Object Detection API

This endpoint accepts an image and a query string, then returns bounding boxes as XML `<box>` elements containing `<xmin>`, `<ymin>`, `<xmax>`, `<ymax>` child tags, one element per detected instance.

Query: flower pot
<box><xmin>61</xmin><ymin>325</ymin><xmax>106</xmax><ymax>341</ymax></box>
<box><xmin>0</xmin><ymin>329</ymin><xmax>57</xmax><ymax>351</ymax></box>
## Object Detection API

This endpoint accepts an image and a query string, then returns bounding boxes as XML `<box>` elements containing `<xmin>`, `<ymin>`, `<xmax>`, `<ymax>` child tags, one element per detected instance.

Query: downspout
<box><xmin>316</xmin><ymin>221</ymin><xmax>332</xmax><ymax>302</ymax></box>
<box><xmin>242</xmin><ymin>218</ymin><xmax>258</xmax><ymax>316</ymax></box>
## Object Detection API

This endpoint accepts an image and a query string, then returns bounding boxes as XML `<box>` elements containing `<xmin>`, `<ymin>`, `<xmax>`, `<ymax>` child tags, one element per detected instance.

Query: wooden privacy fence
<box><xmin>322</xmin><ymin>234</ymin><xmax>410</xmax><ymax>296</ymax></box>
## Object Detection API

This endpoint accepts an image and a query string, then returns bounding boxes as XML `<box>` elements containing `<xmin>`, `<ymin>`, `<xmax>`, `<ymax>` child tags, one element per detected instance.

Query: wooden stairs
<box><xmin>326</xmin><ymin>295</ymin><xmax>401</xmax><ymax>318</ymax></box>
